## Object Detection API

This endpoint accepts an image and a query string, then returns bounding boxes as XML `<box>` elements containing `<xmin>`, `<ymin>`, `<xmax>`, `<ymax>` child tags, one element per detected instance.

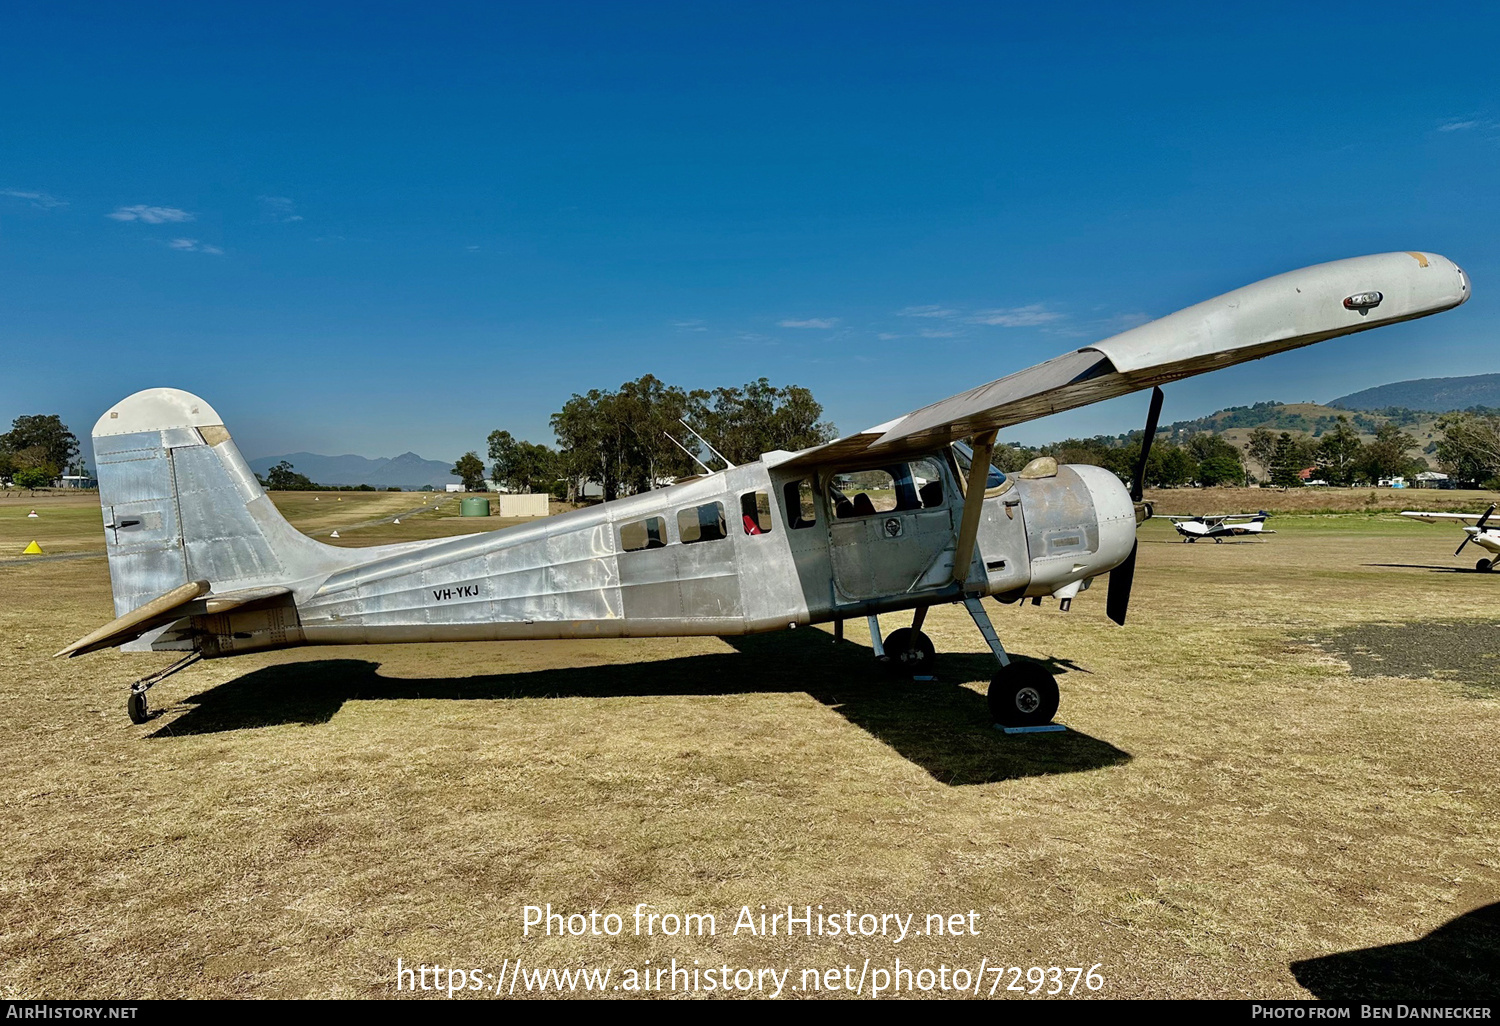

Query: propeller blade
<box><xmin>1130</xmin><ymin>386</ymin><xmax>1165</xmax><ymax>503</ymax></box>
<box><xmin>1455</xmin><ymin>536</ymin><xmax>1472</xmax><ymax>557</ymax></box>
<box><xmin>1478</xmin><ymin>503</ymin><xmax>1497</xmax><ymax>531</ymax></box>
<box><xmin>1106</xmin><ymin>540</ymin><xmax>1138</xmax><ymax>626</ymax></box>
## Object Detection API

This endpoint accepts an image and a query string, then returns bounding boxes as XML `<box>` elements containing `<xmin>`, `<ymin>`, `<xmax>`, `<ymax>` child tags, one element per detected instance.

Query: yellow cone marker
<box><xmin>23</xmin><ymin>540</ymin><xmax>43</xmax><ymax>555</ymax></box>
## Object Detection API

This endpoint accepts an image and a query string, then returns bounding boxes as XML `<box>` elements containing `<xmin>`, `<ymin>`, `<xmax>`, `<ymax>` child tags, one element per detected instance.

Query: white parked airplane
<box><xmin>1163</xmin><ymin>511</ymin><xmax>1274</xmax><ymax>543</ymax></box>
<box><xmin>1400</xmin><ymin>504</ymin><xmax>1500</xmax><ymax>570</ymax></box>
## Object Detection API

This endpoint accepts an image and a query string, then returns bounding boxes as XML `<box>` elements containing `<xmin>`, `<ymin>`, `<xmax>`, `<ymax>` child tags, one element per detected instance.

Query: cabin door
<box><xmin>825</xmin><ymin>456</ymin><xmax>955</xmax><ymax>602</ymax></box>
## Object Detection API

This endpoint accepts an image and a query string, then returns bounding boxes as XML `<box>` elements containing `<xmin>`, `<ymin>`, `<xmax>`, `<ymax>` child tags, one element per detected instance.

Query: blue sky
<box><xmin>3</xmin><ymin>2</ymin><xmax>1497</xmax><ymax>467</ymax></box>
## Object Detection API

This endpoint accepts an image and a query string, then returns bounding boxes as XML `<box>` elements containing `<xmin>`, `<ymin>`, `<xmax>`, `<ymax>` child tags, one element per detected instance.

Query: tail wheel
<box><xmin>988</xmin><ymin>662</ymin><xmax>1060</xmax><ymax>727</ymax></box>
<box><xmin>882</xmin><ymin>627</ymin><xmax>936</xmax><ymax>678</ymax></box>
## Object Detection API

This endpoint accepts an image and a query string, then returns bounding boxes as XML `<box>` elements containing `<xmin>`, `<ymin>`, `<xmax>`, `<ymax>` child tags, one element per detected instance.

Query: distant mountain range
<box><xmin>1330</xmin><ymin>373</ymin><xmax>1500</xmax><ymax>412</ymax></box>
<box><xmin>246</xmin><ymin>451</ymin><xmax>458</xmax><ymax>488</ymax></box>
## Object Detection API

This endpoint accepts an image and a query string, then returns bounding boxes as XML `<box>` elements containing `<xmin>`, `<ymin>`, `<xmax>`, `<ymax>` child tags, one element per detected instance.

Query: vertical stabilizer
<box><xmin>94</xmin><ymin>388</ymin><xmax>336</xmax><ymax>625</ymax></box>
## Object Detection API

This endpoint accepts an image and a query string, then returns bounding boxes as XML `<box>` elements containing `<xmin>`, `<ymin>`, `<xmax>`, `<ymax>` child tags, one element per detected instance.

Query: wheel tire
<box><xmin>988</xmin><ymin>662</ymin><xmax>1060</xmax><ymax>728</ymax></box>
<box><xmin>127</xmin><ymin>689</ymin><xmax>150</xmax><ymax>724</ymax></box>
<box><xmin>882</xmin><ymin>627</ymin><xmax>936</xmax><ymax>678</ymax></box>
<box><xmin>1479</xmin><ymin>558</ymin><xmax>1493</xmax><ymax>573</ymax></box>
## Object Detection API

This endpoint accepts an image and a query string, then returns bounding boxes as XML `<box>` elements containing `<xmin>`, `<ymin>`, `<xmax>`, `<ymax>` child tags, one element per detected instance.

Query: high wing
<box><xmin>1401</xmin><ymin>511</ymin><xmax>1492</xmax><ymax>526</ymax></box>
<box><xmin>768</xmin><ymin>252</ymin><xmax>1468</xmax><ymax>472</ymax></box>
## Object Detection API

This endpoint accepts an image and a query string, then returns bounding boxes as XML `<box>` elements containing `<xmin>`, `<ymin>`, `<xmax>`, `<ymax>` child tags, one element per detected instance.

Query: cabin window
<box><xmin>678</xmin><ymin>501</ymin><xmax>728</xmax><ymax>544</ymax></box>
<box><xmin>740</xmin><ymin>491</ymin><xmax>773</xmax><ymax>535</ymax></box>
<box><xmin>620</xmin><ymin>516</ymin><xmax>669</xmax><ymax>552</ymax></box>
<box><xmin>910</xmin><ymin>457</ymin><xmax>945</xmax><ymax>508</ymax></box>
<box><xmin>783</xmin><ymin>479</ymin><xmax>816</xmax><ymax>529</ymax></box>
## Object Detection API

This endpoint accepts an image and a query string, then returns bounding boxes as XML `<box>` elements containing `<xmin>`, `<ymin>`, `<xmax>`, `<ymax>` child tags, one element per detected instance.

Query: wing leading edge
<box><xmin>770</xmin><ymin>252</ymin><xmax>1469</xmax><ymax>471</ymax></box>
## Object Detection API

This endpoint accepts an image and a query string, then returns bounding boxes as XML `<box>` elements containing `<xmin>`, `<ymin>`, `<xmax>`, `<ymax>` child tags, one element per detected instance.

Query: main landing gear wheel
<box><xmin>988</xmin><ymin>662</ymin><xmax>1060</xmax><ymax>728</ymax></box>
<box><xmin>1479</xmin><ymin>558</ymin><xmax>1493</xmax><ymax>573</ymax></box>
<box><xmin>882</xmin><ymin>627</ymin><xmax>936</xmax><ymax>677</ymax></box>
<box><xmin>127</xmin><ymin>688</ymin><xmax>151</xmax><ymax>725</ymax></box>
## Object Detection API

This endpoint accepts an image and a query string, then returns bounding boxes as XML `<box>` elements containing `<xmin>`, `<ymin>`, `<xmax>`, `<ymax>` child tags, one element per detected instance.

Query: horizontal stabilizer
<box><xmin>55</xmin><ymin>581</ymin><xmax>292</xmax><ymax>658</ymax></box>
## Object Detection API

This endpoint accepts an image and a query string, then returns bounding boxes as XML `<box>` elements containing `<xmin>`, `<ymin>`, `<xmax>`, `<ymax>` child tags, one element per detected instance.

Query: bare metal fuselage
<box><xmin>85</xmin><ymin>251</ymin><xmax>1470</xmax><ymax>666</ymax></box>
<box><xmin>96</xmin><ymin>409</ymin><xmax>1134</xmax><ymax>659</ymax></box>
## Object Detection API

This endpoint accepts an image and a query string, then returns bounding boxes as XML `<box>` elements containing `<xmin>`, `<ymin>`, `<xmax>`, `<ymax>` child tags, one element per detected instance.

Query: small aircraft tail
<box><xmin>92</xmin><ymin>388</ymin><xmax>335</xmax><ymax>630</ymax></box>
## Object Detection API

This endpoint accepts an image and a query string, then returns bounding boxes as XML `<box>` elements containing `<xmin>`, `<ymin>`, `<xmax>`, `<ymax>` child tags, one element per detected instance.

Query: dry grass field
<box><xmin>1</xmin><ymin>488</ymin><xmax>1497</xmax><ymax>999</ymax></box>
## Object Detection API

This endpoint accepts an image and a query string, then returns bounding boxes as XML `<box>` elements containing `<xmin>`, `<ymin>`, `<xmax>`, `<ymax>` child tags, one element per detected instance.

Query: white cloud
<box><xmin>968</xmin><ymin>304</ymin><xmax>1065</xmax><ymax>327</ymax></box>
<box><xmin>2</xmin><ymin>188</ymin><xmax>67</xmax><ymax>209</ymax></box>
<box><xmin>672</xmin><ymin>319</ymin><xmax>708</xmax><ymax>332</ymax></box>
<box><xmin>108</xmin><ymin>204</ymin><xmax>194</xmax><ymax>224</ymax></box>
<box><xmin>259</xmin><ymin>195</ymin><xmax>303</xmax><ymax>223</ymax></box>
<box><xmin>167</xmin><ymin>238</ymin><xmax>223</xmax><ymax>255</ymax></box>
<box><xmin>778</xmin><ymin>317</ymin><xmax>839</xmax><ymax>329</ymax></box>
<box><xmin>1438</xmin><ymin>120</ymin><xmax>1480</xmax><ymax>132</ymax></box>
<box><xmin>896</xmin><ymin>305</ymin><xmax>957</xmax><ymax>319</ymax></box>
<box><xmin>919</xmin><ymin>328</ymin><xmax>959</xmax><ymax>338</ymax></box>
<box><xmin>877</xmin><ymin>332</ymin><xmax>901</xmax><ymax>340</ymax></box>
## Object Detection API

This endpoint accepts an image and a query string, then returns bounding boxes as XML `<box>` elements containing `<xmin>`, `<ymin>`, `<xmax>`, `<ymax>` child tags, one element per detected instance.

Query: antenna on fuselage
<box><xmin>679</xmin><ymin>418</ymin><xmax>736</xmax><ymax>469</ymax></box>
<box><xmin>664</xmin><ymin>431</ymin><xmax>715</xmax><ymax>476</ymax></box>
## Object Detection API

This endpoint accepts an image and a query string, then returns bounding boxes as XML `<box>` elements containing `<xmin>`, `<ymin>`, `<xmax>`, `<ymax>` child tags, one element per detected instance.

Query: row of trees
<box><xmin>1434</xmin><ymin>412</ymin><xmax>1500</xmax><ymax>488</ymax></box>
<box><xmin>0</xmin><ymin>415</ymin><xmax>83</xmax><ymax>490</ymax></box>
<box><xmin>995</xmin><ymin>433</ymin><xmax>1250</xmax><ymax>488</ymax></box>
<box><xmin>454</xmin><ymin>375</ymin><xmax>837</xmax><ymax>500</ymax></box>
<box><xmin>990</xmin><ymin>416</ymin><xmax>1430</xmax><ymax>490</ymax></box>
<box><xmin>1243</xmin><ymin>420</ymin><xmax>1423</xmax><ymax>486</ymax></box>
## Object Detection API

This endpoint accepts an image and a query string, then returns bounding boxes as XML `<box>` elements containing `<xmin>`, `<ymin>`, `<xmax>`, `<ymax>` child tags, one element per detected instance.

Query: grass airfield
<box><xmin>1</xmin><ymin>488</ymin><xmax>1497</xmax><ymax>999</ymax></box>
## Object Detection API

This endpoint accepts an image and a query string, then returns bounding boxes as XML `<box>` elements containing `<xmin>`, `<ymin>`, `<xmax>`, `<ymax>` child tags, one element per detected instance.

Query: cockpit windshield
<box><xmin>951</xmin><ymin>440</ymin><xmax>1007</xmax><ymax>490</ymax></box>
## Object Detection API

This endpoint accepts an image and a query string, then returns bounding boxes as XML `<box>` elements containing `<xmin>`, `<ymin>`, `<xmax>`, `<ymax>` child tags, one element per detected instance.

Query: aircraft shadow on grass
<box><xmin>145</xmin><ymin>628</ymin><xmax>1131</xmax><ymax>786</ymax></box>
<box><xmin>1363</xmin><ymin>562</ymin><xmax>1486</xmax><ymax>574</ymax></box>
<box><xmin>1290</xmin><ymin>902</ymin><xmax>1500</xmax><ymax>1000</ymax></box>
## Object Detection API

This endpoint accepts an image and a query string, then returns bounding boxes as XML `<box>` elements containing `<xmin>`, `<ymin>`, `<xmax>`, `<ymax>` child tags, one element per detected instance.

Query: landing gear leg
<box><xmin>126</xmin><ymin>651</ymin><xmax>202</xmax><ymax>724</ymax></box>
<box><xmin>963</xmin><ymin>597</ymin><xmax>1060</xmax><ymax>728</ymax></box>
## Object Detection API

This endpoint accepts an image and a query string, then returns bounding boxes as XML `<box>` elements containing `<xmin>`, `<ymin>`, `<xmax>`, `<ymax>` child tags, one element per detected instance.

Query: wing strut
<box><xmin>951</xmin><ymin>429</ymin><xmax>999</xmax><ymax>589</ymax></box>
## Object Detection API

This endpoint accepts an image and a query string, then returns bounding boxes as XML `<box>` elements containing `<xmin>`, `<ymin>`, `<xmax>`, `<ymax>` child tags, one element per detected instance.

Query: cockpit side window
<box><xmin>826</xmin><ymin>460</ymin><xmax>947</xmax><ymax>518</ymax></box>
<box><xmin>951</xmin><ymin>441</ymin><xmax>1007</xmax><ymax>494</ymax></box>
<box><xmin>828</xmin><ymin>468</ymin><xmax>898</xmax><ymax>519</ymax></box>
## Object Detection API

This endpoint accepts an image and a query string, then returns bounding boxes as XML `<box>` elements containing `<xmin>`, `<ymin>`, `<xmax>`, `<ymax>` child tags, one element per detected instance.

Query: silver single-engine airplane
<box><xmin>59</xmin><ymin>252</ymin><xmax>1470</xmax><ymax>728</ymax></box>
<box><xmin>1400</xmin><ymin>504</ymin><xmax>1500</xmax><ymax>570</ymax></box>
<box><xmin>1164</xmin><ymin>511</ymin><xmax>1274</xmax><ymax>543</ymax></box>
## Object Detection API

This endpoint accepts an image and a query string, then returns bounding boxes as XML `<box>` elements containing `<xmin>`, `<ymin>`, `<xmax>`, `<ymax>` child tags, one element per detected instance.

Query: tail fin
<box><xmin>94</xmin><ymin>388</ymin><xmax>335</xmax><ymax>621</ymax></box>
